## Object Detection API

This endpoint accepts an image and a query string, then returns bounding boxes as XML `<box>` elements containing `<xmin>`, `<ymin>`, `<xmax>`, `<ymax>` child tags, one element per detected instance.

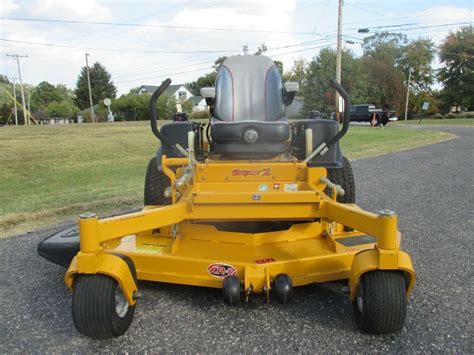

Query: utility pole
<box><xmin>335</xmin><ymin>0</ymin><xmax>343</xmax><ymax>123</ymax></box>
<box><xmin>11</xmin><ymin>77</ymin><xmax>18</xmax><ymax>125</ymax></box>
<box><xmin>27</xmin><ymin>88</ymin><xmax>33</xmax><ymax>125</ymax></box>
<box><xmin>85</xmin><ymin>53</ymin><xmax>95</xmax><ymax>123</ymax></box>
<box><xmin>7</xmin><ymin>54</ymin><xmax>28</xmax><ymax>125</ymax></box>
<box><xmin>404</xmin><ymin>67</ymin><xmax>412</xmax><ymax>121</ymax></box>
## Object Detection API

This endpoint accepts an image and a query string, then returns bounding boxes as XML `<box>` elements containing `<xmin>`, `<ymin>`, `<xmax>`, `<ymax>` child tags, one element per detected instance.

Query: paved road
<box><xmin>1</xmin><ymin>127</ymin><xmax>472</xmax><ymax>353</ymax></box>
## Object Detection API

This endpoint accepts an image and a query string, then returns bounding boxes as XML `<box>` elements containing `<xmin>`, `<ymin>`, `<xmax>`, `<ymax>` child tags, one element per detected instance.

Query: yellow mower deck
<box><xmin>65</xmin><ymin>157</ymin><xmax>415</xmax><ymax>305</ymax></box>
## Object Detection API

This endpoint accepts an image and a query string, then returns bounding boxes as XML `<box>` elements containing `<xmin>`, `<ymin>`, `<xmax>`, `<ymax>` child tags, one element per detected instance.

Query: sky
<box><xmin>0</xmin><ymin>0</ymin><xmax>473</xmax><ymax>95</ymax></box>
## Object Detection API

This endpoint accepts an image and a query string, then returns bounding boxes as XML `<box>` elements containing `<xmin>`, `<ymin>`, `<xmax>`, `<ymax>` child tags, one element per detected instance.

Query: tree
<box><xmin>0</xmin><ymin>75</ymin><xmax>10</xmax><ymax>84</ymax></box>
<box><xmin>0</xmin><ymin>103</ymin><xmax>11</xmax><ymax>124</ymax></box>
<box><xmin>302</xmin><ymin>49</ymin><xmax>369</xmax><ymax>115</ymax></box>
<box><xmin>111</xmin><ymin>93</ymin><xmax>176</xmax><ymax>121</ymax></box>
<box><xmin>399</xmin><ymin>38</ymin><xmax>436</xmax><ymax>94</ymax></box>
<box><xmin>186</xmin><ymin>57</ymin><xmax>227</xmax><ymax>96</ymax></box>
<box><xmin>75</xmin><ymin>62</ymin><xmax>117</xmax><ymax>109</ymax></box>
<box><xmin>187</xmin><ymin>72</ymin><xmax>217</xmax><ymax>96</ymax></box>
<box><xmin>274</xmin><ymin>60</ymin><xmax>284</xmax><ymax>75</ymax></box>
<box><xmin>31</xmin><ymin>81</ymin><xmax>74</xmax><ymax>111</ymax></box>
<box><xmin>46</xmin><ymin>100</ymin><xmax>79</xmax><ymax>118</ymax></box>
<box><xmin>438</xmin><ymin>25</ymin><xmax>474</xmax><ymax>110</ymax></box>
<box><xmin>362</xmin><ymin>57</ymin><xmax>404</xmax><ymax>111</ymax></box>
<box><xmin>362</xmin><ymin>32</ymin><xmax>408</xmax><ymax>67</ymax></box>
<box><xmin>283</xmin><ymin>59</ymin><xmax>307</xmax><ymax>83</ymax></box>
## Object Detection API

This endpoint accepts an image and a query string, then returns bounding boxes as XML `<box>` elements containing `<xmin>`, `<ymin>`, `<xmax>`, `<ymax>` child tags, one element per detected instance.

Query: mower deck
<box><xmin>61</xmin><ymin>158</ymin><xmax>414</xmax><ymax>305</ymax></box>
<box><xmin>98</xmin><ymin>220</ymin><xmax>375</xmax><ymax>291</ymax></box>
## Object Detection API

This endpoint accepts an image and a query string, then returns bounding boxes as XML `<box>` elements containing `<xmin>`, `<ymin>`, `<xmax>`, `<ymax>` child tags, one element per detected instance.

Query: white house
<box><xmin>186</xmin><ymin>96</ymin><xmax>208</xmax><ymax>112</ymax></box>
<box><xmin>138</xmin><ymin>84</ymin><xmax>193</xmax><ymax>103</ymax></box>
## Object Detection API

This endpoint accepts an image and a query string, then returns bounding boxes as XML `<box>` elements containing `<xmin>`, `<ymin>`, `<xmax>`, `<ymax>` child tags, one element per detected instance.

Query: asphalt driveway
<box><xmin>1</xmin><ymin>126</ymin><xmax>472</xmax><ymax>353</ymax></box>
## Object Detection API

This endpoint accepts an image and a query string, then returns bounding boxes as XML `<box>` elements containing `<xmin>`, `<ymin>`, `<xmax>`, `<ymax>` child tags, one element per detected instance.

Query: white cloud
<box><xmin>30</xmin><ymin>0</ymin><xmax>113</xmax><ymax>21</ymax></box>
<box><xmin>1</xmin><ymin>0</ymin><xmax>19</xmax><ymax>16</ymax></box>
<box><xmin>416</xmin><ymin>5</ymin><xmax>473</xmax><ymax>42</ymax></box>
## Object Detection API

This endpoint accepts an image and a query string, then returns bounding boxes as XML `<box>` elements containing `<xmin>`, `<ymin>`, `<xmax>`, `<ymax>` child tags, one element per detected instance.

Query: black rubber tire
<box><xmin>72</xmin><ymin>273</ymin><xmax>136</xmax><ymax>339</ymax></box>
<box><xmin>223</xmin><ymin>276</ymin><xmax>242</xmax><ymax>306</ymax></box>
<box><xmin>326</xmin><ymin>156</ymin><xmax>355</xmax><ymax>204</ymax></box>
<box><xmin>353</xmin><ymin>271</ymin><xmax>407</xmax><ymax>334</ymax></box>
<box><xmin>144</xmin><ymin>157</ymin><xmax>170</xmax><ymax>206</ymax></box>
<box><xmin>113</xmin><ymin>254</ymin><xmax>138</xmax><ymax>285</ymax></box>
<box><xmin>273</xmin><ymin>273</ymin><xmax>293</xmax><ymax>303</ymax></box>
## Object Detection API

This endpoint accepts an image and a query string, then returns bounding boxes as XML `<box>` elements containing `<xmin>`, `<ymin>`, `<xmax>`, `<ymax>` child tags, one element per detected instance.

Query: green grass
<box><xmin>0</xmin><ymin>122</ymin><xmax>454</xmax><ymax>236</ymax></box>
<box><xmin>394</xmin><ymin>118</ymin><xmax>474</xmax><ymax>126</ymax></box>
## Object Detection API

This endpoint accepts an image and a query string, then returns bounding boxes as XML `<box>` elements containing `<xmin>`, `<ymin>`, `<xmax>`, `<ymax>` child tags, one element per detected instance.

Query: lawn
<box><xmin>394</xmin><ymin>118</ymin><xmax>474</xmax><ymax>126</ymax></box>
<box><xmin>0</xmin><ymin>122</ymin><xmax>454</xmax><ymax>236</ymax></box>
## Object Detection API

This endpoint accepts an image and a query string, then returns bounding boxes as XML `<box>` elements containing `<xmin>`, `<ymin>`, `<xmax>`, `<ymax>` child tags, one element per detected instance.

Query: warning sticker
<box><xmin>284</xmin><ymin>183</ymin><xmax>298</xmax><ymax>192</ymax></box>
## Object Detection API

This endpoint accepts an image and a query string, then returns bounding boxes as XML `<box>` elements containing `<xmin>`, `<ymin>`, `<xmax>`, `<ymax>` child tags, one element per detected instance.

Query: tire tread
<box><xmin>354</xmin><ymin>270</ymin><xmax>407</xmax><ymax>334</ymax></box>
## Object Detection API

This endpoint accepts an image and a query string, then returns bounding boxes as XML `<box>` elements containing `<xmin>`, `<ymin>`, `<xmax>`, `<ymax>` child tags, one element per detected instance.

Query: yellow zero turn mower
<box><xmin>38</xmin><ymin>55</ymin><xmax>415</xmax><ymax>339</ymax></box>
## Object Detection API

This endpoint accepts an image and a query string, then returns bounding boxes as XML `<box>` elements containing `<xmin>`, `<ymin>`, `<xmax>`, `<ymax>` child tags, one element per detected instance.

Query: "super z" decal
<box><xmin>231</xmin><ymin>168</ymin><xmax>272</xmax><ymax>177</ymax></box>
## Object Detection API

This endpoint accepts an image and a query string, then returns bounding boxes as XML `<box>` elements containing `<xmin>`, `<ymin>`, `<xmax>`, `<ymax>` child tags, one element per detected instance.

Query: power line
<box><xmin>348</xmin><ymin>21</ymin><xmax>472</xmax><ymax>33</ymax></box>
<box><xmin>0</xmin><ymin>17</ymin><xmax>317</xmax><ymax>35</ymax></box>
<box><xmin>0</xmin><ymin>38</ymin><xmax>240</xmax><ymax>54</ymax></box>
<box><xmin>115</xmin><ymin>66</ymin><xmax>213</xmax><ymax>84</ymax></box>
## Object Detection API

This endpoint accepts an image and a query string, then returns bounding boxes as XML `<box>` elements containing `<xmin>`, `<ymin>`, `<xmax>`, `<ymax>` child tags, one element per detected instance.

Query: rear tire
<box><xmin>326</xmin><ymin>156</ymin><xmax>355</xmax><ymax>204</ymax></box>
<box><xmin>353</xmin><ymin>271</ymin><xmax>407</xmax><ymax>334</ymax></box>
<box><xmin>72</xmin><ymin>274</ymin><xmax>136</xmax><ymax>339</ymax></box>
<box><xmin>144</xmin><ymin>157</ymin><xmax>170</xmax><ymax>206</ymax></box>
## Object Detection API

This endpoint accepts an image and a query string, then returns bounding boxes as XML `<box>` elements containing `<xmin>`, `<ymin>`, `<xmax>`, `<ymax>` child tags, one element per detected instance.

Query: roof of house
<box><xmin>186</xmin><ymin>96</ymin><xmax>205</xmax><ymax>105</ymax></box>
<box><xmin>78</xmin><ymin>104</ymin><xmax>100</xmax><ymax>115</ymax></box>
<box><xmin>139</xmin><ymin>84</ymin><xmax>188</xmax><ymax>96</ymax></box>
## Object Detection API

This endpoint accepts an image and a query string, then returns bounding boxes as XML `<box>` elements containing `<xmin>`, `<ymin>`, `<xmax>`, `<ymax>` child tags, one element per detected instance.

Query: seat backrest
<box><xmin>214</xmin><ymin>55</ymin><xmax>285</xmax><ymax>122</ymax></box>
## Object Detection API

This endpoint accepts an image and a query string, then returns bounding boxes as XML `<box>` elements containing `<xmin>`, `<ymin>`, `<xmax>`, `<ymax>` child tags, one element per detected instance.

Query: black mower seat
<box><xmin>210</xmin><ymin>55</ymin><xmax>291</xmax><ymax>157</ymax></box>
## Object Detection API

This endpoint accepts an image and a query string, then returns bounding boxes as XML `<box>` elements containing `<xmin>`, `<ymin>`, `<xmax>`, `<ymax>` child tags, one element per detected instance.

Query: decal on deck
<box><xmin>207</xmin><ymin>263</ymin><xmax>237</xmax><ymax>278</ymax></box>
<box><xmin>231</xmin><ymin>168</ymin><xmax>272</xmax><ymax>177</ymax></box>
<box><xmin>284</xmin><ymin>183</ymin><xmax>298</xmax><ymax>192</ymax></box>
<box><xmin>254</xmin><ymin>257</ymin><xmax>276</xmax><ymax>264</ymax></box>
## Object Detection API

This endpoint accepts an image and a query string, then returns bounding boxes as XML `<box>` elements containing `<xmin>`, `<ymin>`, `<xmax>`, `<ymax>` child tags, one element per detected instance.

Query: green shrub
<box><xmin>46</xmin><ymin>100</ymin><xmax>79</xmax><ymax>118</ymax></box>
<box><xmin>111</xmin><ymin>93</ymin><xmax>176</xmax><ymax>121</ymax></box>
<box><xmin>457</xmin><ymin>111</ymin><xmax>474</xmax><ymax>119</ymax></box>
<box><xmin>432</xmin><ymin>113</ymin><xmax>443</xmax><ymax>119</ymax></box>
<box><xmin>445</xmin><ymin>112</ymin><xmax>457</xmax><ymax>119</ymax></box>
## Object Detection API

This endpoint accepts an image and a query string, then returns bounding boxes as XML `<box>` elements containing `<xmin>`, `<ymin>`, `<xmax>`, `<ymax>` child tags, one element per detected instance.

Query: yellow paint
<box><xmin>66</xmin><ymin>159</ymin><xmax>415</xmax><ymax>302</ymax></box>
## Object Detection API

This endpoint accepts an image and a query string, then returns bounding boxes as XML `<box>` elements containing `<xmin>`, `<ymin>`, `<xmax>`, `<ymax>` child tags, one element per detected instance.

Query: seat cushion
<box><xmin>211</xmin><ymin>120</ymin><xmax>289</xmax><ymax>143</ymax></box>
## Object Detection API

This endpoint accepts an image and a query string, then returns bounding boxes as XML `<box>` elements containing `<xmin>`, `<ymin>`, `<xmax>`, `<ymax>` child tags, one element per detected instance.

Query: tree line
<box><xmin>1</xmin><ymin>25</ymin><xmax>471</xmax><ymax>124</ymax></box>
<box><xmin>187</xmin><ymin>26</ymin><xmax>473</xmax><ymax>118</ymax></box>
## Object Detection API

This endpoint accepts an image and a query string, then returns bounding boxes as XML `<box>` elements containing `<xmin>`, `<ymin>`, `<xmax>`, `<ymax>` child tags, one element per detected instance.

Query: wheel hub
<box><xmin>115</xmin><ymin>285</ymin><xmax>129</xmax><ymax>318</ymax></box>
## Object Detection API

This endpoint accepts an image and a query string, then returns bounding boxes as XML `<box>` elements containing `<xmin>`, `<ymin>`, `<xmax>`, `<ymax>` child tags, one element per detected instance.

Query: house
<box><xmin>37</xmin><ymin>117</ymin><xmax>74</xmax><ymax>125</ymax></box>
<box><xmin>186</xmin><ymin>96</ymin><xmax>208</xmax><ymax>112</ymax></box>
<box><xmin>138</xmin><ymin>84</ymin><xmax>193</xmax><ymax>103</ymax></box>
<box><xmin>77</xmin><ymin>104</ymin><xmax>100</xmax><ymax>123</ymax></box>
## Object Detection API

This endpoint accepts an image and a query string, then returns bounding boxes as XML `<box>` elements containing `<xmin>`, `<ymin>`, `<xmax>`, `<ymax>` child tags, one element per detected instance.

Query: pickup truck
<box><xmin>349</xmin><ymin>104</ymin><xmax>397</xmax><ymax>126</ymax></box>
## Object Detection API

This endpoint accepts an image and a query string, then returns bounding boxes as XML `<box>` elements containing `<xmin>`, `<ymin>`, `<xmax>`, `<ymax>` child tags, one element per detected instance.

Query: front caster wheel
<box><xmin>273</xmin><ymin>273</ymin><xmax>293</xmax><ymax>303</ymax></box>
<box><xmin>223</xmin><ymin>276</ymin><xmax>242</xmax><ymax>306</ymax></box>
<box><xmin>353</xmin><ymin>271</ymin><xmax>407</xmax><ymax>334</ymax></box>
<box><xmin>72</xmin><ymin>274</ymin><xmax>136</xmax><ymax>339</ymax></box>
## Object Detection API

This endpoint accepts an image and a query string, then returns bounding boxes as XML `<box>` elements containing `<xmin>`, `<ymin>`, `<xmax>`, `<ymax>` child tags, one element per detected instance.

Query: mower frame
<box><xmin>65</xmin><ymin>156</ymin><xmax>415</xmax><ymax>305</ymax></box>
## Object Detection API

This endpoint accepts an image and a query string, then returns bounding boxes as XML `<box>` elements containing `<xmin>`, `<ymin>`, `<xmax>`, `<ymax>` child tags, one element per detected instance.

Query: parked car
<box><xmin>349</xmin><ymin>104</ymin><xmax>396</xmax><ymax>126</ymax></box>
